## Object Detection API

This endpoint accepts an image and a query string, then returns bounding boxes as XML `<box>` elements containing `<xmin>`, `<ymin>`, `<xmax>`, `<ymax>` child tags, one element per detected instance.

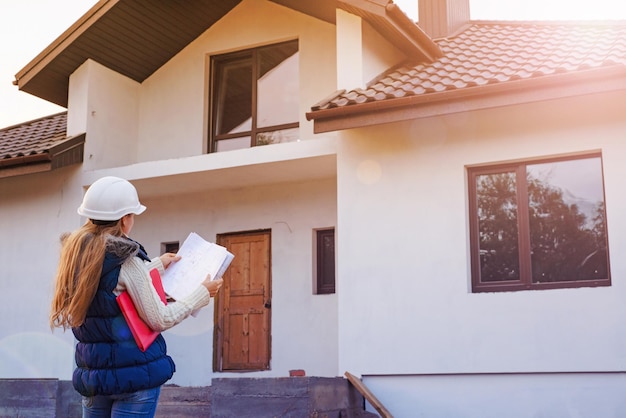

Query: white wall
<box><xmin>68</xmin><ymin>59</ymin><xmax>140</xmax><ymax>171</ymax></box>
<box><xmin>336</xmin><ymin>90</ymin><xmax>626</xmax><ymax>416</ymax></box>
<box><xmin>363</xmin><ymin>372</ymin><xmax>626</xmax><ymax>417</ymax></box>
<box><xmin>362</xmin><ymin>20</ymin><xmax>406</xmax><ymax>85</ymax></box>
<box><xmin>0</xmin><ymin>167</ymin><xmax>84</xmax><ymax>379</ymax></box>
<box><xmin>2</xmin><ymin>0</ymin><xmax>342</xmax><ymax>385</ymax></box>
<box><xmin>0</xmin><ymin>171</ymin><xmax>336</xmax><ymax>386</ymax></box>
<box><xmin>130</xmin><ymin>178</ymin><xmax>338</xmax><ymax>386</ymax></box>
<box><xmin>136</xmin><ymin>0</ymin><xmax>338</xmax><ymax>163</ymax></box>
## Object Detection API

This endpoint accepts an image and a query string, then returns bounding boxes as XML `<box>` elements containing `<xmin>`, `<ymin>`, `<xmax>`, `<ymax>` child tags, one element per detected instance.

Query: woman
<box><xmin>50</xmin><ymin>176</ymin><xmax>223</xmax><ymax>417</ymax></box>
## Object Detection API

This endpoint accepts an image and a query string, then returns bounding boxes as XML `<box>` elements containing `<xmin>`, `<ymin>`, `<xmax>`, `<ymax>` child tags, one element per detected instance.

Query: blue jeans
<box><xmin>82</xmin><ymin>386</ymin><xmax>161</xmax><ymax>418</ymax></box>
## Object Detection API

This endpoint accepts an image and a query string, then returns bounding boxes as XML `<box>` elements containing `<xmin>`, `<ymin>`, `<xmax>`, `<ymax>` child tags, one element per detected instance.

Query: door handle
<box><xmin>264</xmin><ymin>301</ymin><xmax>271</xmax><ymax>309</ymax></box>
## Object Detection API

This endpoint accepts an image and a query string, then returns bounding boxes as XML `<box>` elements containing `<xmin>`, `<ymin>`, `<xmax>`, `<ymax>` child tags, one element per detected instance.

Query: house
<box><xmin>2</xmin><ymin>0</ymin><xmax>626</xmax><ymax>416</ymax></box>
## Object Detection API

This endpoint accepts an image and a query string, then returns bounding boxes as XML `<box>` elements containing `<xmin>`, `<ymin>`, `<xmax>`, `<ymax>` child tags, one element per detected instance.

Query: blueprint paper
<box><xmin>161</xmin><ymin>232</ymin><xmax>234</xmax><ymax>301</ymax></box>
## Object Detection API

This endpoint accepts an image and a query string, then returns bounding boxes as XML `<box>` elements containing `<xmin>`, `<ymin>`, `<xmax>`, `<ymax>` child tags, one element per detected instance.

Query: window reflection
<box><xmin>527</xmin><ymin>158</ymin><xmax>608</xmax><ymax>283</ymax></box>
<box><xmin>471</xmin><ymin>155</ymin><xmax>609</xmax><ymax>291</ymax></box>
<box><xmin>256</xmin><ymin>128</ymin><xmax>299</xmax><ymax>146</ymax></box>
<box><xmin>215</xmin><ymin>59</ymin><xmax>252</xmax><ymax>135</ymax></box>
<box><xmin>476</xmin><ymin>172</ymin><xmax>520</xmax><ymax>282</ymax></box>
<box><xmin>257</xmin><ymin>44</ymin><xmax>299</xmax><ymax>128</ymax></box>
<box><xmin>211</xmin><ymin>40</ymin><xmax>299</xmax><ymax>152</ymax></box>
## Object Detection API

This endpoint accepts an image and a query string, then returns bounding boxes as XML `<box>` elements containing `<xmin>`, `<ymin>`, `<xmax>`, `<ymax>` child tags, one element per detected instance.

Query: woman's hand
<box><xmin>202</xmin><ymin>275</ymin><xmax>224</xmax><ymax>297</ymax></box>
<box><xmin>160</xmin><ymin>252</ymin><xmax>181</xmax><ymax>269</ymax></box>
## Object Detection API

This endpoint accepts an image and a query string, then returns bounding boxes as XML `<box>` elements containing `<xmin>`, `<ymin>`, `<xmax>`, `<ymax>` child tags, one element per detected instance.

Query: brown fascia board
<box><xmin>271</xmin><ymin>0</ymin><xmax>442</xmax><ymax>61</ymax></box>
<box><xmin>338</xmin><ymin>0</ymin><xmax>442</xmax><ymax>62</ymax></box>
<box><xmin>0</xmin><ymin>161</ymin><xmax>53</xmax><ymax>179</ymax></box>
<box><xmin>0</xmin><ymin>153</ymin><xmax>51</xmax><ymax>168</ymax></box>
<box><xmin>13</xmin><ymin>0</ymin><xmax>116</xmax><ymax>96</ymax></box>
<box><xmin>384</xmin><ymin>2</ymin><xmax>442</xmax><ymax>61</ymax></box>
<box><xmin>306</xmin><ymin>66</ymin><xmax>626</xmax><ymax>133</ymax></box>
<box><xmin>48</xmin><ymin>133</ymin><xmax>87</xmax><ymax>159</ymax></box>
<box><xmin>0</xmin><ymin>133</ymin><xmax>85</xmax><ymax>172</ymax></box>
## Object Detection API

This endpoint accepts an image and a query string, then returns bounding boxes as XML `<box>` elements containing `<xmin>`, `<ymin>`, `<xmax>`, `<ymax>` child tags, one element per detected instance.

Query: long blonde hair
<box><xmin>50</xmin><ymin>221</ymin><xmax>124</xmax><ymax>330</ymax></box>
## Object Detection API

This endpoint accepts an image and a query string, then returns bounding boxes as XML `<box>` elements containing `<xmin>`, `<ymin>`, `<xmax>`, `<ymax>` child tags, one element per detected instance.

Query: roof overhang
<box><xmin>271</xmin><ymin>0</ymin><xmax>442</xmax><ymax>61</ymax></box>
<box><xmin>306</xmin><ymin>66</ymin><xmax>626</xmax><ymax>133</ymax></box>
<box><xmin>14</xmin><ymin>0</ymin><xmax>439</xmax><ymax>108</ymax></box>
<box><xmin>14</xmin><ymin>0</ymin><xmax>243</xmax><ymax>107</ymax></box>
<box><xmin>0</xmin><ymin>133</ymin><xmax>85</xmax><ymax>179</ymax></box>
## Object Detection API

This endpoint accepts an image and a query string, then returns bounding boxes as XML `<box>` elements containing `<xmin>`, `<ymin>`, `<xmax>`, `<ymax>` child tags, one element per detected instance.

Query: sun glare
<box><xmin>393</xmin><ymin>0</ymin><xmax>626</xmax><ymax>21</ymax></box>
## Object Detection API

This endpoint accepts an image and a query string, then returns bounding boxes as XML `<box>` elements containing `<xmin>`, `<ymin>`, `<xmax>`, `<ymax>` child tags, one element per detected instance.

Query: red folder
<box><xmin>117</xmin><ymin>269</ymin><xmax>167</xmax><ymax>352</ymax></box>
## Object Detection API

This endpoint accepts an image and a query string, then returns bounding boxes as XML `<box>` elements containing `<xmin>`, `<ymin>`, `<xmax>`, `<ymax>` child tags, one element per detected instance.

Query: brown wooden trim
<box><xmin>0</xmin><ymin>133</ymin><xmax>85</xmax><ymax>178</ymax></box>
<box><xmin>0</xmin><ymin>153</ymin><xmax>50</xmax><ymax>168</ymax></box>
<box><xmin>468</xmin><ymin>151</ymin><xmax>611</xmax><ymax>293</ymax></box>
<box><xmin>307</xmin><ymin>66</ymin><xmax>626</xmax><ymax>133</ymax></box>
<box><xmin>345</xmin><ymin>372</ymin><xmax>394</xmax><ymax>418</ymax></box>
<box><xmin>14</xmin><ymin>0</ymin><xmax>116</xmax><ymax>90</ymax></box>
<box><xmin>385</xmin><ymin>2</ymin><xmax>443</xmax><ymax>60</ymax></box>
<box><xmin>516</xmin><ymin>164</ymin><xmax>532</xmax><ymax>285</ymax></box>
<box><xmin>208</xmin><ymin>40</ymin><xmax>299</xmax><ymax>152</ymax></box>
<box><xmin>316</xmin><ymin>228</ymin><xmax>336</xmax><ymax>294</ymax></box>
<box><xmin>0</xmin><ymin>162</ymin><xmax>52</xmax><ymax>179</ymax></box>
<box><xmin>213</xmin><ymin>122</ymin><xmax>300</xmax><ymax>142</ymax></box>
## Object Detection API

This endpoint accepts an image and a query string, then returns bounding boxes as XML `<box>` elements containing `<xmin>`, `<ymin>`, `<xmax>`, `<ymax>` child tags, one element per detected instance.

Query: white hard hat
<box><xmin>77</xmin><ymin>176</ymin><xmax>146</xmax><ymax>221</ymax></box>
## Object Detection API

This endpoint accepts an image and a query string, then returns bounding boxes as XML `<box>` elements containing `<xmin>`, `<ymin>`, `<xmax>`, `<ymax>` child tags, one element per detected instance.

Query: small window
<box><xmin>161</xmin><ymin>241</ymin><xmax>180</xmax><ymax>254</ymax></box>
<box><xmin>209</xmin><ymin>40</ymin><xmax>300</xmax><ymax>152</ymax></box>
<box><xmin>468</xmin><ymin>153</ymin><xmax>610</xmax><ymax>293</ymax></box>
<box><xmin>315</xmin><ymin>228</ymin><xmax>336</xmax><ymax>294</ymax></box>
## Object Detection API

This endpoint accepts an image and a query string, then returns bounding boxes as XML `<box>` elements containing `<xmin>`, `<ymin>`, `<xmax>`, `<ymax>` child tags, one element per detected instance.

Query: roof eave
<box><xmin>14</xmin><ymin>0</ymin><xmax>243</xmax><ymax>108</ymax></box>
<box><xmin>306</xmin><ymin>66</ymin><xmax>626</xmax><ymax>133</ymax></box>
<box><xmin>14</xmin><ymin>0</ymin><xmax>116</xmax><ymax>107</ymax></box>
<box><xmin>383</xmin><ymin>2</ymin><xmax>443</xmax><ymax>61</ymax></box>
<box><xmin>0</xmin><ymin>133</ymin><xmax>86</xmax><ymax>178</ymax></box>
<box><xmin>338</xmin><ymin>0</ymin><xmax>442</xmax><ymax>62</ymax></box>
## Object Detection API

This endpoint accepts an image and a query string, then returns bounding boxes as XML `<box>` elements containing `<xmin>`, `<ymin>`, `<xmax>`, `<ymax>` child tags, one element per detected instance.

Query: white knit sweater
<box><xmin>114</xmin><ymin>256</ymin><xmax>211</xmax><ymax>332</ymax></box>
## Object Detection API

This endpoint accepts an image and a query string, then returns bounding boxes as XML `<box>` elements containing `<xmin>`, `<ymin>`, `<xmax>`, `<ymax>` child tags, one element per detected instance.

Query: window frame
<box><xmin>314</xmin><ymin>228</ymin><xmax>336</xmax><ymax>295</ymax></box>
<box><xmin>468</xmin><ymin>152</ymin><xmax>611</xmax><ymax>293</ymax></box>
<box><xmin>208</xmin><ymin>40</ymin><xmax>299</xmax><ymax>153</ymax></box>
<box><xmin>161</xmin><ymin>241</ymin><xmax>180</xmax><ymax>254</ymax></box>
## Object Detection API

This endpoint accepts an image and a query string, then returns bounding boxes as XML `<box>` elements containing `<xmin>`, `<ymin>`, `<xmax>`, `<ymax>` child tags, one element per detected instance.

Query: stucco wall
<box><xmin>0</xmin><ymin>167</ymin><xmax>84</xmax><ymax>380</ymax></box>
<box><xmin>136</xmin><ymin>0</ymin><xmax>338</xmax><ymax>163</ymax></box>
<box><xmin>336</xmin><ymin>89</ymin><xmax>626</xmax><ymax>416</ymax></box>
<box><xmin>127</xmin><ymin>177</ymin><xmax>338</xmax><ymax>386</ymax></box>
<box><xmin>68</xmin><ymin>59</ymin><xmax>140</xmax><ymax>171</ymax></box>
<box><xmin>0</xmin><ymin>173</ymin><xmax>336</xmax><ymax>386</ymax></box>
<box><xmin>6</xmin><ymin>0</ymin><xmax>626</xmax><ymax>414</ymax></box>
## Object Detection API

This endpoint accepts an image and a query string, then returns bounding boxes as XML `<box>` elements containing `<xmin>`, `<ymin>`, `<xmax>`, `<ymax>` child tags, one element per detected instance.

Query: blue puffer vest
<box><xmin>72</xmin><ymin>236</ymin><xmax>175</xmax><ymax>397</ymax></box>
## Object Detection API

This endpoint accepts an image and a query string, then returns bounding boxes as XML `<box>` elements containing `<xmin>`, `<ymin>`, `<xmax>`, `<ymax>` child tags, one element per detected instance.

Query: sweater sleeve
<box><xmin>145</xmin><ymin>257</ymin><xmax>165</xmax><ymax>276</ymax></box>
<box><xmin>117</xmin><ymin>256</ymin><xmax>211</xmax><ymax>332</ymax></box>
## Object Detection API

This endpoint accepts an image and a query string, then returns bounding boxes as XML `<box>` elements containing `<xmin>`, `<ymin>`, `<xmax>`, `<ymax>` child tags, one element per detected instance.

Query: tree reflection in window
<box><xmin>527</xmin><ymin>158</ymin><xmax>608</xmax><ymax>283</ymax></box>
<box><xmin>477</xmin><ymin>171</ymin><xmax>520</xmax><ymax>282</ymax></box>
<box><xmin>471</xmin><ymin>154</ymin><xmax>610</xmax><ymax>292</ymax></box>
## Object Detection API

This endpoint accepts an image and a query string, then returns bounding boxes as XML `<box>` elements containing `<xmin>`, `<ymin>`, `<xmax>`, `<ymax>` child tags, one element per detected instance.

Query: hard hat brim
<box><xmin>77</xmin><ymin>203</ymin><xmax>146</xmax><ymax>221</ymax></box>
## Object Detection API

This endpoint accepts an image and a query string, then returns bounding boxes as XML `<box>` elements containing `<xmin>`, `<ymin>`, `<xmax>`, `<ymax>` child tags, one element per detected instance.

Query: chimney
<box><xmin>418</xmin><ymin>0</ymin><xmax>470</xmax><ymax>39</ymax></box>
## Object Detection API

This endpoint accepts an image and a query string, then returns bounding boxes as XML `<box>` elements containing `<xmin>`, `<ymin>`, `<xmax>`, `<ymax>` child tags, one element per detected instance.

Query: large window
<box><xmin>209</xmin><ymin>40</ymin><xmax>300</xmax><ymax>152</ymax></box>
<box><xmin>468</xmin><ymin>153</ymin><xmax>610</xmax><ymax>293</ymax></box>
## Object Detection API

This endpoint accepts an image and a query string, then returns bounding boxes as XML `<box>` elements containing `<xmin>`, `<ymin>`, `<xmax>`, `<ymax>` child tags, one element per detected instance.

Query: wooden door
<box><xmin>214</xmin><ymin>230</ymin><xmax>271</xmax><ymax>371</ymax></box>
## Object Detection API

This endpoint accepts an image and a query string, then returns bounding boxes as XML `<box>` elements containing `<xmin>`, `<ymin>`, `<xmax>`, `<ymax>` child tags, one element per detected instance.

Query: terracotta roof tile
<box><xmin>312</xmin><ymin>21</ymin><xmax>626</xmax><ymax>111</ymax></box>
<box><xmin>0</xmin><ymin>112</ymin><xmax>68</xmax><ymax>161</ymax></box>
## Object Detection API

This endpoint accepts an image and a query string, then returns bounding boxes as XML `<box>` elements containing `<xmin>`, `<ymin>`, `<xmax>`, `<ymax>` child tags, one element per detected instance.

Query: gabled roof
<box><xmin>307</xmin><ymin>20</ymin><xmax>626</xmax><ymax>132</ymax></box>
<box><xmin>14</xmin><ymin>0</ymin><xmax>241</xmax><ymax>108</ymax></box>
<box><xmin>0</xmin><ymin>112</ymin><xmax>85</xmax><ymax>178</ymax></box>
<box><xmin>14</xmin><ymin>0</ymin><xmax>438</xmax><ymax>108</ymax></box>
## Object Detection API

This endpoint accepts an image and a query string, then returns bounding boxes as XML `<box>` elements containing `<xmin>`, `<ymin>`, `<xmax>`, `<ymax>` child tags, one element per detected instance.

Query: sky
<box><xmin>1</xmin><ymin>0</ymin><xmax>625</xmax><ymax>129</ymax></box>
